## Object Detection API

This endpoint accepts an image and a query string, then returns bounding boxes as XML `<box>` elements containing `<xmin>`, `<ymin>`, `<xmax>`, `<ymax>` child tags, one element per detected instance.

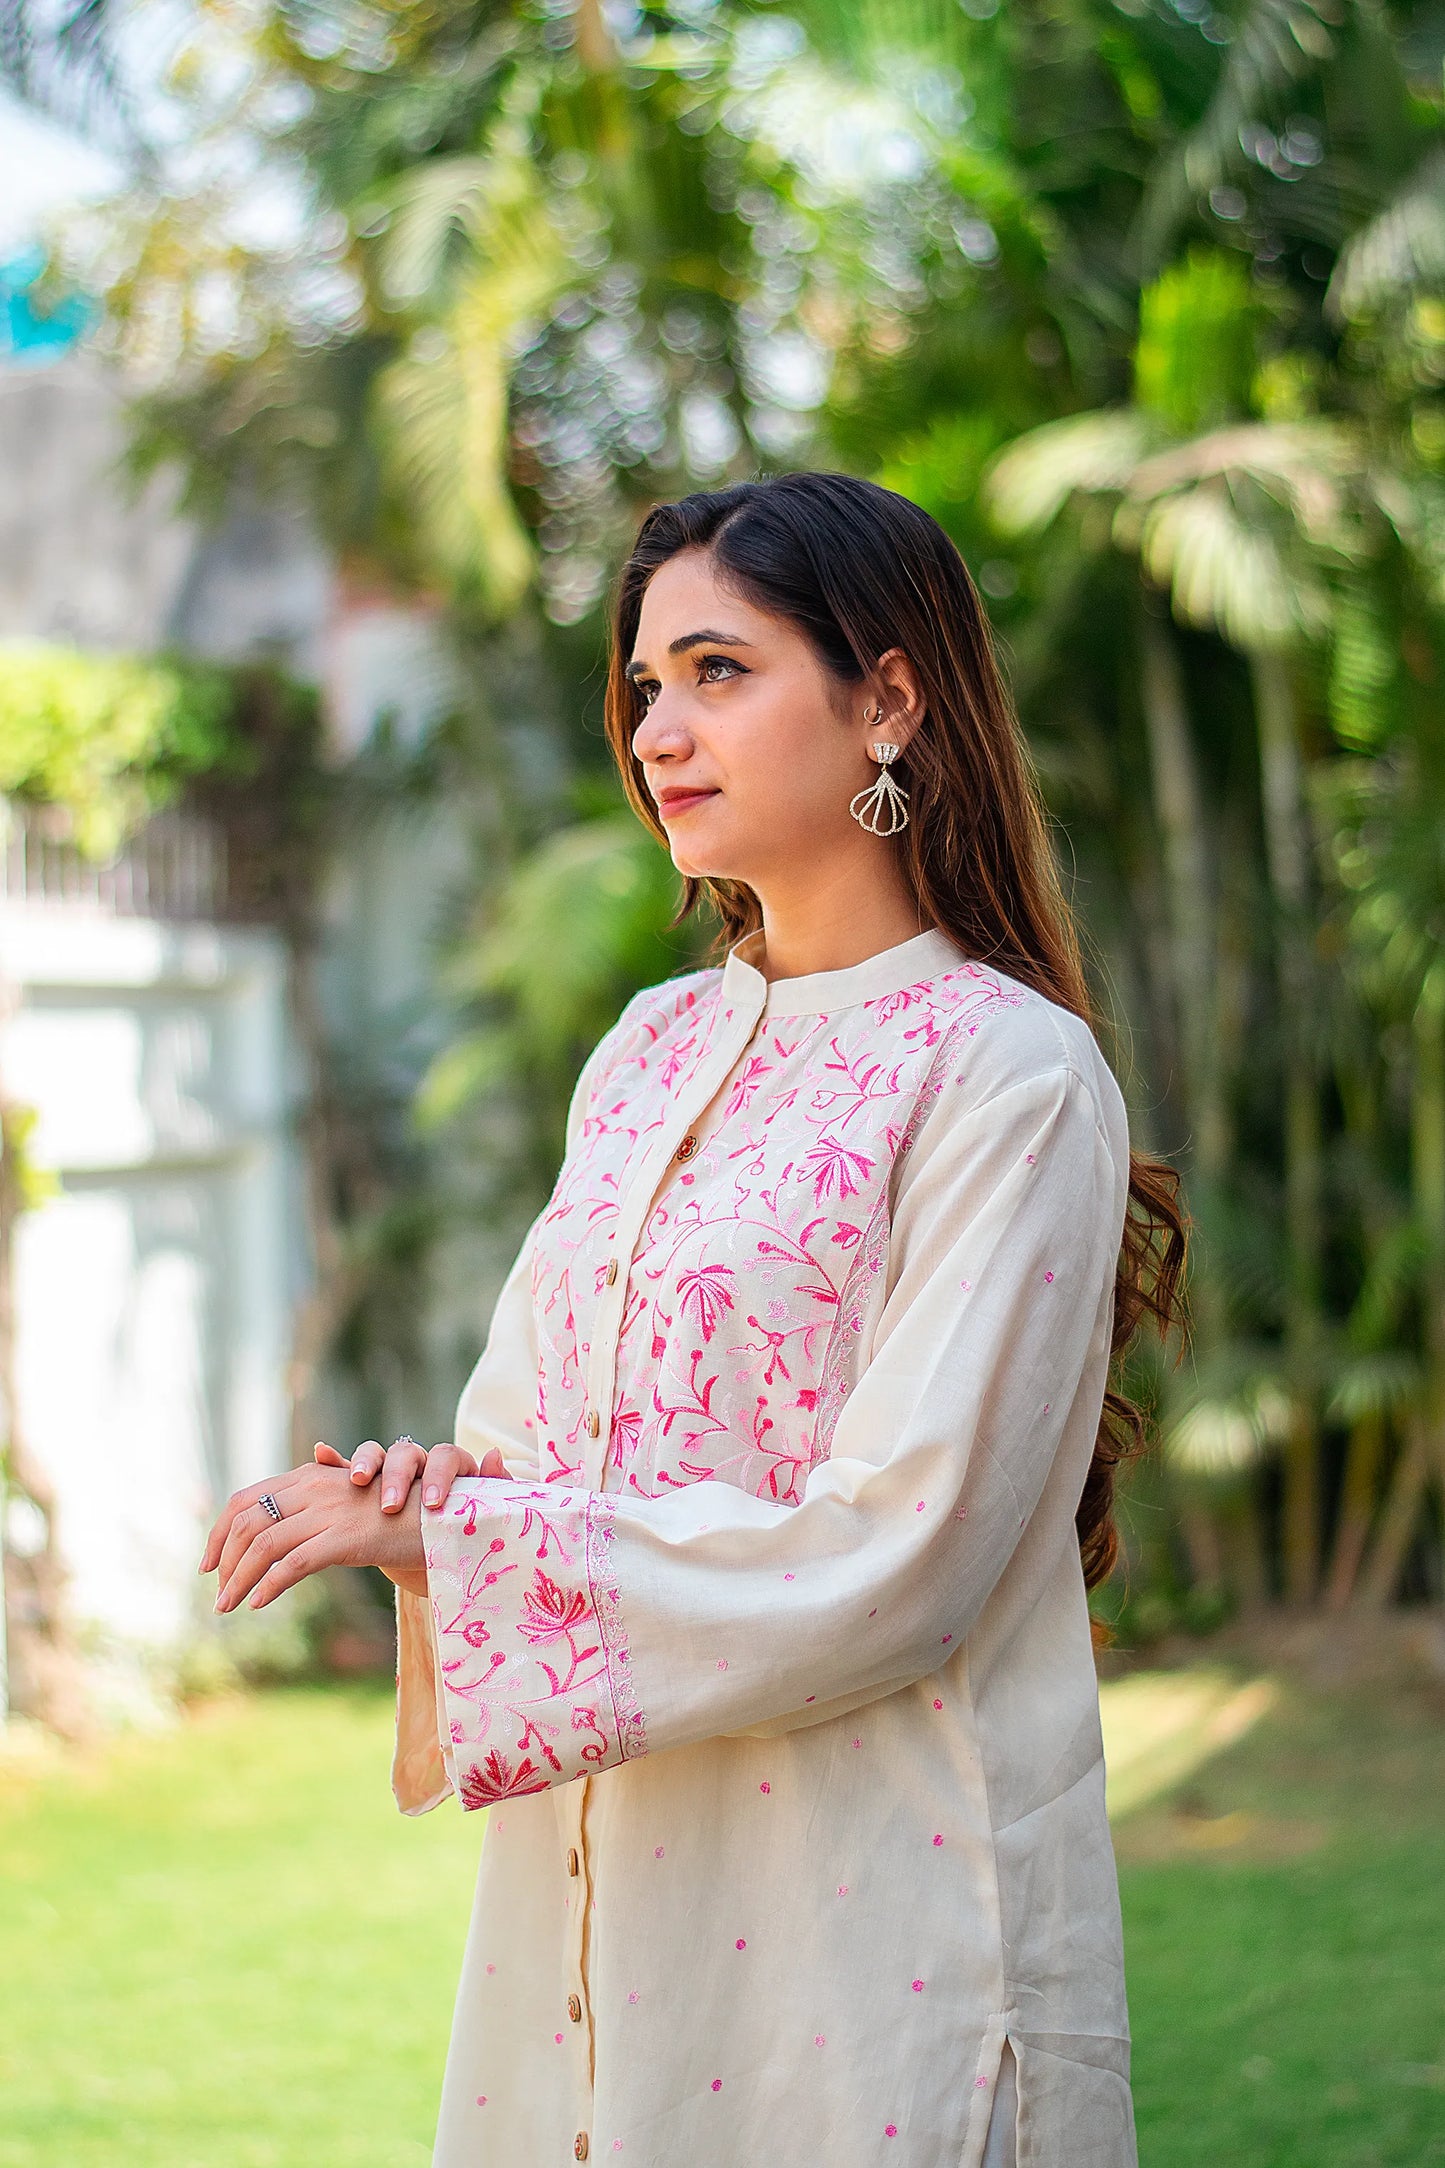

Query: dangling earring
<box><xmin>849</xmin><ymin>710</ymin><xmax>910</xmax><ymax>835</ymax></box>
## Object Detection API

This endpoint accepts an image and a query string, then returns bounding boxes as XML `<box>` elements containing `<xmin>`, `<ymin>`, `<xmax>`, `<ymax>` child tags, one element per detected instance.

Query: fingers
<box><xmin>200</xmin><ymin>1471</ymin><xmax>304</xmax><ymax>1576</ymax></box>
<box><xmin>418</xmin><ymin>1443</ymin><xmax>481</xmax><ymax>1510</ymax></box>
<box><xmin>215</xmin><ymin>1505</ymin><xmax>325</xmax><ymax>1613</ymax></box>
<box><xmin>312</xmin><ymin>1441</ymin><xmax>350</xmax><ymax>1470</ymax></box>
<box><xmin>478</xmin><ymin>1448</ymin><xmax>508</xmax><ymax>1481</ymax></box>
<box><xmin>244</xmin><ymin>1531</ymin><xmax>338</xmax><ymax>1611</ymax></box>
<box><xmin>379</xmin><ymin>1437</ymin><xmax>428</xmax><ymax>1513</ymax></box>
<box><xmin>347</xmin><ymin>1440</ymin><xmax>385</xmax><ymax>1487</ymax></box>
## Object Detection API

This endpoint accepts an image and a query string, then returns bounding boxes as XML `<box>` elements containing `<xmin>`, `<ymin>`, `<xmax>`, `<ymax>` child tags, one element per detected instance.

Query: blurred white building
<box><xmin>0</xmin><ymin>293</ymin><xmax>467</xmax><ymax>1710</ymax></box>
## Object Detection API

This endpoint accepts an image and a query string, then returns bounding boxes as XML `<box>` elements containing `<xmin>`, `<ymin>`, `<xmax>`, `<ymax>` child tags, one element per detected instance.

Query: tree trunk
<box><xmin>1250</xmin><ymin>650</ymin><xmax>1326</xmax><ymax>1605</ymax></box>
<box><xmin>1410</xmin><ymin>960</ymin><xmax>1445</xmax><ymax>1601</ymax></box>
<box><xmin>1139</xmin><ymin>609</ymin><xmax>1225</xmax><ymax>1196</ymax></box>
<box><xmin>1324</xmin><ymin>1408</ymin><xmax>1386</xmax><ymax>1609</ymax></box>
<box><xmin>1357</xmin><ymin>1421</ymin><xmax>1430</xmax><ymax>1607</ymax></box>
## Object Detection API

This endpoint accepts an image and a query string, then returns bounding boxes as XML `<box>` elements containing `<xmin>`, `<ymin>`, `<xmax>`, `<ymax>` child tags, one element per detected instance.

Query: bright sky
<box><xmin>0</xmin><ymin>88</ymin><xmax>123</xmax><ymax>254</ymax></box>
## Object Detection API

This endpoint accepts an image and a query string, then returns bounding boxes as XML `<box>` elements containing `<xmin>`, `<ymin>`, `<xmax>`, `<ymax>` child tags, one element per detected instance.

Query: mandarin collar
<box><xmin>719</xmin><ymin>924</ymin><xmax>970</xmax><ymax>1018</ymax></box>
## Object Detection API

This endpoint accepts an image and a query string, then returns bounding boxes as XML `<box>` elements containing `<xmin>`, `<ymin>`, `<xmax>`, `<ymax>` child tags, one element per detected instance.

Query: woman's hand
<box><xmin>312</xmin><ymin>1436</ymin><xmax>508</xmax><ymax>1511</ymax></box>
<box><xmin>199</xmin><ymin>1463</ymin><xmax>429</xmax><ymax>1613</ymax></box>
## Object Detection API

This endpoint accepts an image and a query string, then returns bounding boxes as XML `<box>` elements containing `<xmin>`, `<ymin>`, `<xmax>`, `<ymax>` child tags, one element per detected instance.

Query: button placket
<box><xmin>558</xmin><ymin>1781</ymin><xmax>594</xmax><ymax>2134</ymax></box>
<box><xmin>580</xmin><ymin>1001</ymin><xmax>764</xmax><ymax>1488</ymax></box>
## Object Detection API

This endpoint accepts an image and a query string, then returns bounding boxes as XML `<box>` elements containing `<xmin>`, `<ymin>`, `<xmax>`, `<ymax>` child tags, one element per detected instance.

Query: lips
<box><xmin>658</xmin><ymin>788</ymin><xmax>720</xmax><ymax>818</ymax></box>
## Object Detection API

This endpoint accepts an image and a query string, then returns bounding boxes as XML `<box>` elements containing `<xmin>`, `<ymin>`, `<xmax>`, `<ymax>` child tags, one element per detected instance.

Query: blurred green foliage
<box><xmin>0</xmin><ymin>641</ymin><xmax>238</xmax><ymax>857</ymax></box>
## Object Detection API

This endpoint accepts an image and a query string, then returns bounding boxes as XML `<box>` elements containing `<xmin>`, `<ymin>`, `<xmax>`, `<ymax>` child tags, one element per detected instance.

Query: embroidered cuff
<box><xmin>423</xmin><ymin>1482</ymin><xmax>647</xmax><ymax>1808</ymax></box>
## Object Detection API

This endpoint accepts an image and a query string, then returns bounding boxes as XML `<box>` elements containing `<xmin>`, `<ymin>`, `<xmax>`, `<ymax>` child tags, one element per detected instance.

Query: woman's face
<box><xmin>626</xmin><ymin>548</ymin><xmax>920</xmax><ymax>891</ymax></box>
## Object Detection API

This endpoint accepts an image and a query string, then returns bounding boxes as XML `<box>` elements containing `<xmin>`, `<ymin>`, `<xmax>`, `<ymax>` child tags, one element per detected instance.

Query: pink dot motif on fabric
<box><xmin>912</xmin><ymin>1979</ymin><xmax>925</xmax><ymax>1992</ymax></box>
<box><xmin>868</xmin><ymin>1608</ymin><xmax>878</xmax><ymax>1617</ymax></box>
<box><xmin>1044</xmin><ymin>1270</ymin><xmax>1054</xmax><ymax>1282</ymax></box>
<box><xmin>851</xmin><ymin>1737</ymin><xmax>862</xmax><ymax>1748</ymax></box>
<box><xmin>837</xmin><ymin>1884</ymin><xmax>848</xmax><ymax>1896</ymax></box>
<box><xmin>815</xmin><ymin>2035</ymin><xmax>826</xmax><ymax>2047</ymax></box>
<box><xmin>933</xmin><ymin>1698</ymin><xmax>943</xmax><ymax>1710</ymax></box>
<box><xmin>942</xmin><ymin>1633</ymin><xmax>952</xmax><ymax>1643</ymax></box>
<box><xmin>736</xmin><ymin>1938</ymin><xmax>747</xmax><ymax>1950</ymax></box>
<box><xmin>716</xmin><ymin>1658</ymin><xmax>728</xmax><ymax>1671</ymax></box>
<box><xmin>759</xmin><ymin>1781</ymin><xmax>771</xmax><ymax>1794</ymax></box>
<box><xmin>613</xmin><ymin>2142</ymin><xmax>623</xmax><ymax>2152</ymax></box>
<box><xmin>885</xmin><ymin>2125</ymin><xmax>898</xmax><ymax>2138</ymax></box>
<box><xmin>628</xmin><ymin>1991</ymin><xmax>639</xmax><ymax>2005</ymax></box>
<box><xmin>555</xmin><ymin>2032</ymin><xmax>564</xmax><ymax>2044</ymax></box>
<box><xmin>805</xmin><ymin>1695</ymin><xmax>816</xmax><ymax>1703</ymax></box>
<box><xmin>933</xmin><ymin>1834</ymin><xmax>943</xmax><ymax>1847</ymax></box>
<box><xmin>915</xmin><ymin>1500</ymin><xmax>926</xmax><ymax>1513</ymax></box>
<box><xmin>485</xmin><ymin>1963</ymin><xmax>496</xmax><ymax>1974</ymax></box>
<box><xmin>654</xmin><ymin>1846</ymin><xmax>664</xmax><ymax>1859</ymax></box>
<box><xmin>1026</xmin><ymin>1153</ymin><xmax>1035</xmax><ymax>1164</ymax></box>
<box><xmin>712</xmin><ymin>2079</ymin><xmax>723</xmax><ymax>2092</ymax></box>
<box><xmin>960</xmin><ymin>1278</ymin><xmax>972</xmax><ymax>1291</ymax></box>
<box><xmin>784</xmin><ymin>1572</ymin><xmax>795</xmax><ymax>1580</ymax></box>
<box><xmin>975</xmin><ymin>2075</ymin><xmax>991</xmax><ymax>2089</ymax></box>
<box><xmin>476</xmin><ymin>2097</ymin><xmax>487</xmax><ymax>2107</ymax></box>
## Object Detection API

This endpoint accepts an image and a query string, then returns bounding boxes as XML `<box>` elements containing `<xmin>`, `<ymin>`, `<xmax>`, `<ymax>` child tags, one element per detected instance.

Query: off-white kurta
<box><xmin>393</xmin><ymin>923</ymin><xmax>1137</xmax><ymax>2167</ymax></box>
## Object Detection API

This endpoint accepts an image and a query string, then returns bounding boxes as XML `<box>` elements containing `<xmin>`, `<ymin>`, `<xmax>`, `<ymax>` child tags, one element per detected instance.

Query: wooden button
<box><xmin>674</xmin><ymin>1131</ymin><xmax>699</xmax><ymax>1162</ymax></box>
<box><xmin>587</xmin><ymin>1408</ymin><xmax>600</xmax><ymax>1438</ymax></box>
<box><xmin>567</xmin><ymin>1993</ymin><xmax>582</xmax><ymax>2023</ymax></box>
<box><xmin>605</xmin><ymin>1256</ymin><xmax>618</xmax><ymax>1285</ymax></box>
<box><xmin>567</xmin><ymin>1847</ymin><xmax>579</xmax><ymax>1876</ymax></box>
<box><xmin>574</xmin><ymin>2137</ymin><xmax>589</xmax><ymax>2161</ymax></box>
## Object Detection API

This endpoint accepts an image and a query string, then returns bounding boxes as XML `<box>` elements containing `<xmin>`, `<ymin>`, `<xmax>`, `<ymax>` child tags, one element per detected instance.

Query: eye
<box><xmin>699</xmin><ymin>654</ymin><xmax>746</xmax><ymax>684</ymax></box>
<box><xmin>631</xmin><ymin>677</ymin><xmax>660</xmax><ymax>708</ymax></box>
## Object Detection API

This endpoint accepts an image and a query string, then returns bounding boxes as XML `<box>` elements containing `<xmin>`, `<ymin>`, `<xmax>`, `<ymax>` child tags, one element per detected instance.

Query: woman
<box><xmin>205</xmin><ymin>472</ymin><xmax>1186</xmax><ymax>2167</ymax></box>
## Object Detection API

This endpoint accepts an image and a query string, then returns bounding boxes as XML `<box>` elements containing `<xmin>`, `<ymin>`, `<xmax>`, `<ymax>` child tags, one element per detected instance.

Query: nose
<box><xmin>631</xmin><ymin>692</ymin><xmax>693</xmax><ymax>766</ymax></box>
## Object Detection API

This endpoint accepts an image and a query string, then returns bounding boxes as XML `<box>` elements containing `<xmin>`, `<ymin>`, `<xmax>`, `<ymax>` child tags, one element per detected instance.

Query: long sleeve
<box><xmin>398</xmin><ymin>1051</ymin><xmax>1128</xmax><ymax>1812</ymax></box>
<box><xmin>392</xmin><ymin>1018</ymin><xmax>634</xmax><ymax>1810</ymax></box>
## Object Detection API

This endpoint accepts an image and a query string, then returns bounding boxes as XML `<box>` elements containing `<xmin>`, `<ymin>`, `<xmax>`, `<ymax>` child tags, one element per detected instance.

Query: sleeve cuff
<box><xmin>422</xmin><ymin>1482</ymin><xmax>646</xmax><ymax>1808</ymax></box>
<box><xmin>391</xmin><ymin>1582</ymin><xmax>458</xmax><ymax>1816</ymax></box>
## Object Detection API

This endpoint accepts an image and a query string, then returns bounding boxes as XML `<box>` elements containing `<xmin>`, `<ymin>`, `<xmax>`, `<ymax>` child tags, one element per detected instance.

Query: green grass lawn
<box><xmin>1</xmin><ymin>1653</ymin><xmax>1441</xmax><ymax>2166</ymax></box>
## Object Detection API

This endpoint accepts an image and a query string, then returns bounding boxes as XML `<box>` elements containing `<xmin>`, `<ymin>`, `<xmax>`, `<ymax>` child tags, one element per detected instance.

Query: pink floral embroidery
<box><xmin>430</xmin><ymin>1488</ymin><xmax>641</xmax><ymax>1805</ymax></box>
<box><xmin>426</xmin><ymin>954</ymin><xmax>1036</xmax><ymax>1810</ymax></box>
<box><xmin>529</xmin><ymin>961</ymin><xmax>1024</xmax><ymax>1503</ymax></box>
<box><xmin>459</xmin><ymin>1750</ymin><xmax>549</xmax><ymax>1806</ymax></box>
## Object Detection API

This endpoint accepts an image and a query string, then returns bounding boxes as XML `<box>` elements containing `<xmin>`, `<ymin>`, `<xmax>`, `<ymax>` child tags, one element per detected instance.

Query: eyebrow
<box><xmin>625</xmin><ymin>630</ymin><xmax>754</xmax><ymax>681</ymax></box>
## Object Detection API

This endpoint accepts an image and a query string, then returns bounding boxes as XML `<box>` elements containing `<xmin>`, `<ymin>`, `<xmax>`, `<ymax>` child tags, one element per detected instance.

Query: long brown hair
<box><xmin>602</xmin><ymin>472</ymin><xmax>1188</xmax><ymax>1590</ymax></box>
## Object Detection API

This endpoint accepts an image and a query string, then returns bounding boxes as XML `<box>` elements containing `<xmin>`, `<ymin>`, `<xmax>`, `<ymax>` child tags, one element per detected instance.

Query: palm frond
<box><xmin>1327</xmin><ymin>145</ymin><xmax>1445</xmax><ymax>321</ymax></box>
<box><xmin>983</xmin><ymin>411</ymin><xmax>1159</xmax><ymax>537</ymax></box>
<box><xmin>1124</xmin><ymin>478</ymin><xmax>1330</xmax><ymax>648</ymax></box>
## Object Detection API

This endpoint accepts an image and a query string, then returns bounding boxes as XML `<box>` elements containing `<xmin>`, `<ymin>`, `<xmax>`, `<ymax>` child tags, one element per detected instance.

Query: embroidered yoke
<box><xmin>394</xmin><ymin>923</ymin><xmax>1138</xmax><ymax>2168</ymax></box>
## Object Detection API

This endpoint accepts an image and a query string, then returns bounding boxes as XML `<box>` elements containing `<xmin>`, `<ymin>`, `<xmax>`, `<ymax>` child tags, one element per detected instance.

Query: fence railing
<box><xmin>0</xmin><ymin>803</ymin><xmax>229</xmax><ymax>922</ymax></box>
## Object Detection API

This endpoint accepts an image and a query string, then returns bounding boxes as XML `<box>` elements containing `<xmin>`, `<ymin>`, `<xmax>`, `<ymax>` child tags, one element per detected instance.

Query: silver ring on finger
<box><xmin>390</xmin><ymin>1435</ymin><xmax>421</xmax><ymax>1452</ymax></box>
<box><xmin>258</xmin><ymin>1493</ymin><xmax>284</xmax><ymax>1524</ymax></box>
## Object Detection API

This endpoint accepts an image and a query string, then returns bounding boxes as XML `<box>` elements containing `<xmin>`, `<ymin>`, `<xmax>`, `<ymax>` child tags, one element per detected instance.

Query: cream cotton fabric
<box><xmin>393</xmin><ymin>923</ymin><xmax>1137</xmax><ymax>2168</ymax></box>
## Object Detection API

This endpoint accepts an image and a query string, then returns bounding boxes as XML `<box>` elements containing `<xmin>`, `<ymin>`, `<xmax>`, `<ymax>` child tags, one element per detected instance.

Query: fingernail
<box><xmin>382</xmin><ymin>1488</ymin><xmax>399</xmax><ymax>1508</ymax></box>
<box><xmin>424</xmin><ymin>1486</ymin><xmax>440</xmax><ymax>1507</ymax></box>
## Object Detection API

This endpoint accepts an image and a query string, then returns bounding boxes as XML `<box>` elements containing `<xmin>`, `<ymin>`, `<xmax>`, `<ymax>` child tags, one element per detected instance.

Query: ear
<box><xmin>861</xmin><ymin>648</ymin><xmax>926</xmax><ymax>756</ymax></box>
